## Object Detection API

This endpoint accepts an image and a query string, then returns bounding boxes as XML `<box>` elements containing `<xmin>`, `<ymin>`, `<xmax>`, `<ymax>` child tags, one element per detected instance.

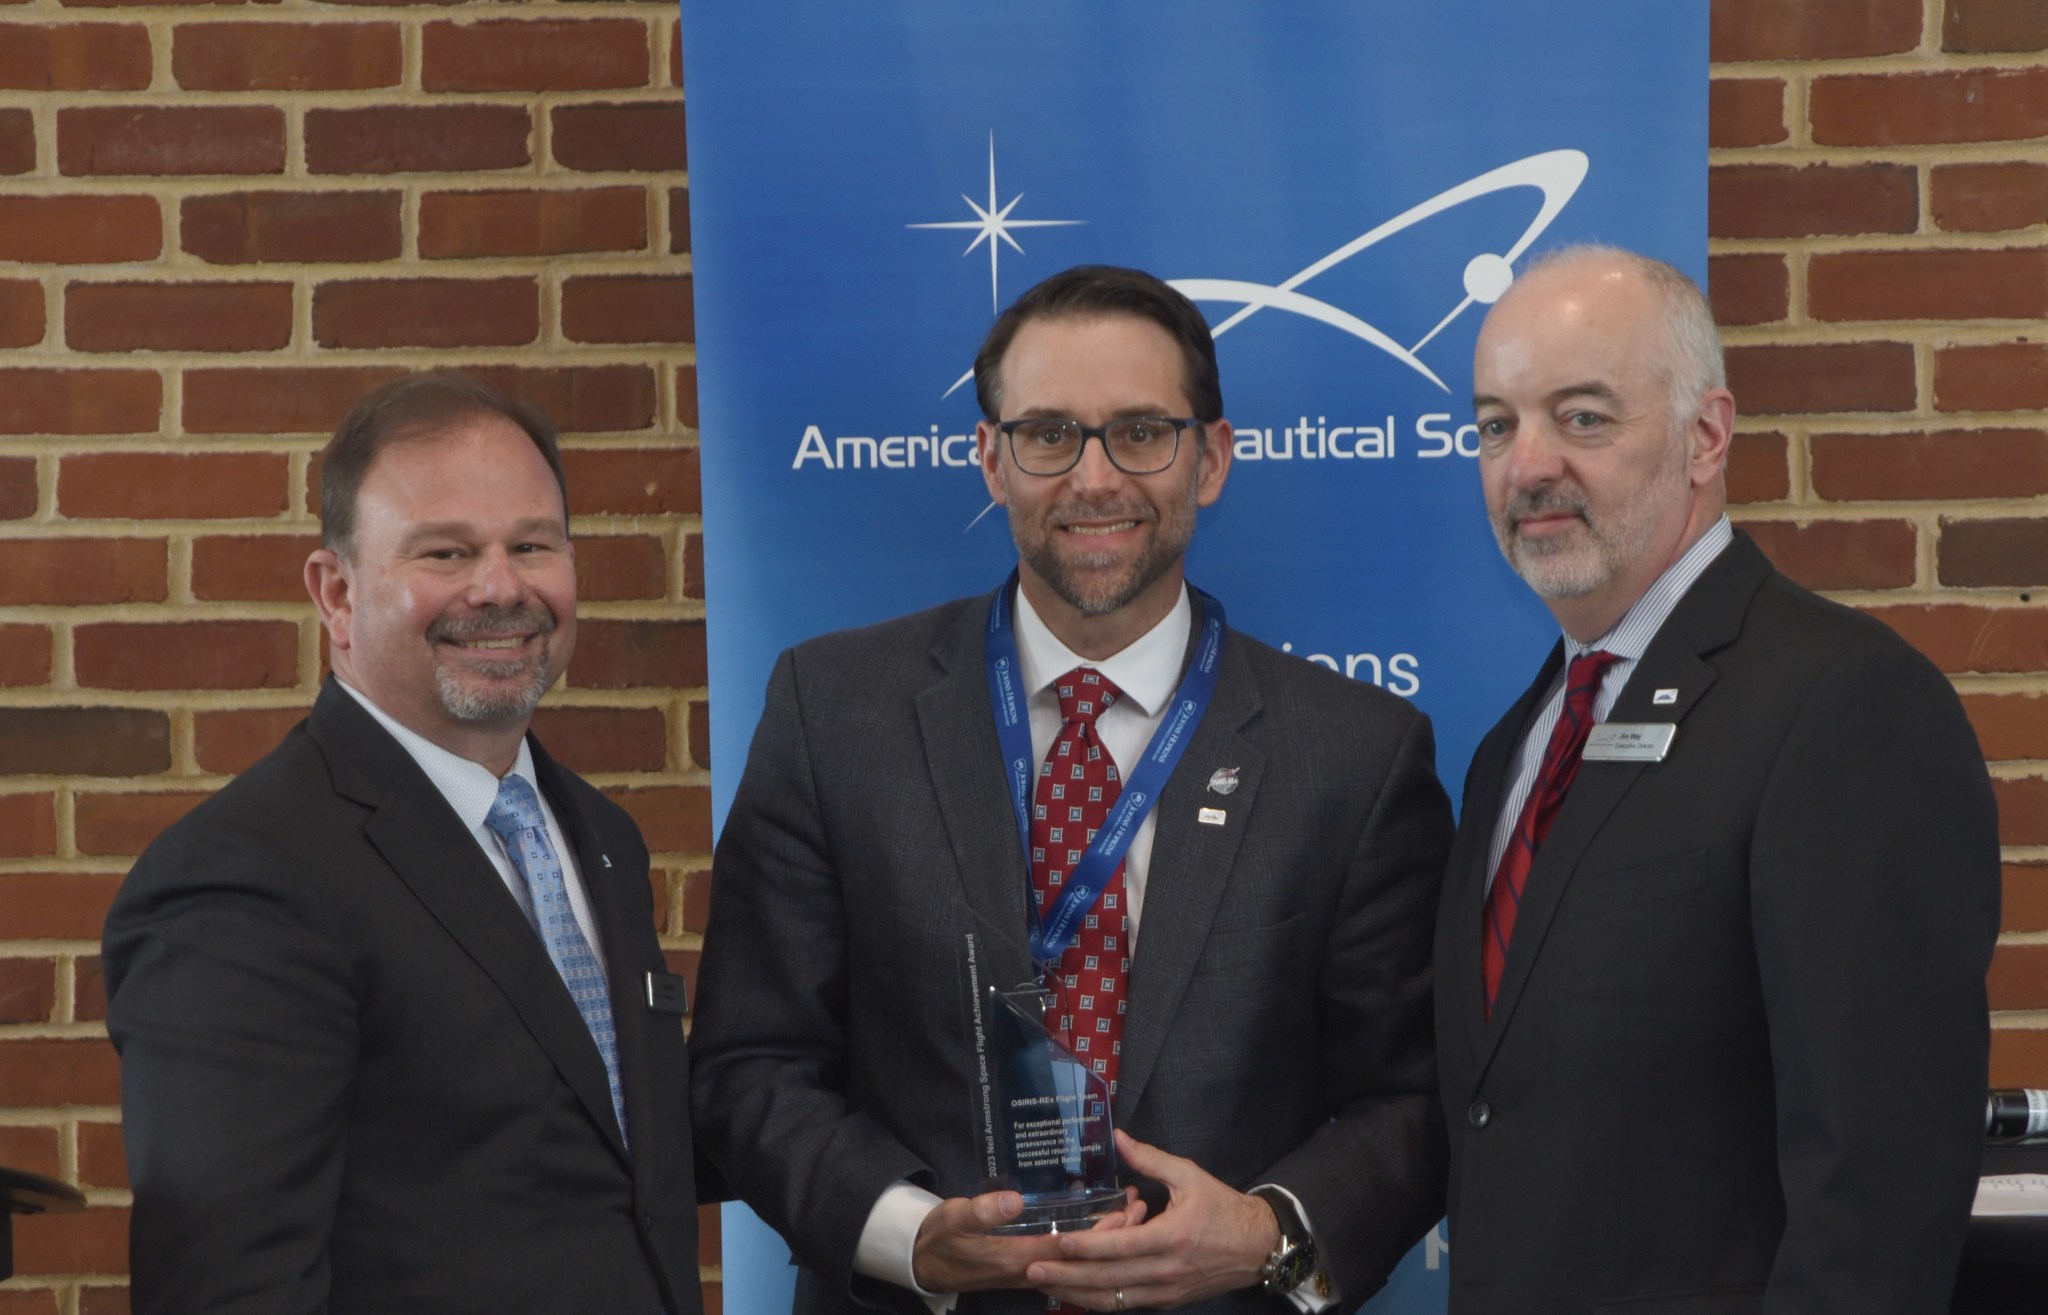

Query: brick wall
<box><xmin>0</xmin><ymin>0</ymin><xmax>709</xmax><ymax>1309</ymax></box>
<box><xmin>0</xmin><ymin>0</ymin><xmax>2042</xmax><ymax>1308</ymax></box>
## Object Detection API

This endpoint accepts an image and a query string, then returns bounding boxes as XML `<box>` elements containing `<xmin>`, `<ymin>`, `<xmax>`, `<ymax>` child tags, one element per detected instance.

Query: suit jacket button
<box><xmin>1467</xmin><ymin>1100</ymin><xmax>1491</xmax><ymax>1129</ymax></box>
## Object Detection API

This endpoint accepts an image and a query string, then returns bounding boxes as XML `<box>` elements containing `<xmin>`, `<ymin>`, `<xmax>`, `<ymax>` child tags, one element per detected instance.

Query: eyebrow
<box><xmin>1471</xmin><ymin>382</ymin><xmax>1624</xmax><ymax>412</ymax></box>
<box><xmin>396</xmin><ymin>518</ymin><xmax>567</xmax><ymax>549</ymax></box>
<box><xmin>1009</xmin><ymin>405</ymin><xmax>1186</xmax><ymax>421</ymax></box>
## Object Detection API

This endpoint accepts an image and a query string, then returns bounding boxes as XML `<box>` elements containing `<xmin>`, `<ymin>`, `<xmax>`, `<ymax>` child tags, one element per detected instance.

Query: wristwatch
<box><xmin>1250</xmin><ymin>1186</ymin><xmax>1319</xmax><ymax>1298</ymax></box>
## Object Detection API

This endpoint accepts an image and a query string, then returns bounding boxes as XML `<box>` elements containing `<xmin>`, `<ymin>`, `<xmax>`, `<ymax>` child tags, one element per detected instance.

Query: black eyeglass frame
<box><xmin>993</xmin><ymin>417</ymin><xmax>1204</xmax><ymax>476</ymax></box>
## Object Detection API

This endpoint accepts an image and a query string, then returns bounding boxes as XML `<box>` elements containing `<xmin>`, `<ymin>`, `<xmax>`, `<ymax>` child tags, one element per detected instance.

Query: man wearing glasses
<box><xmin>693</xmin><ymin>266</ymin><xmax>1452</xmax><ymax>1315</ymax></box>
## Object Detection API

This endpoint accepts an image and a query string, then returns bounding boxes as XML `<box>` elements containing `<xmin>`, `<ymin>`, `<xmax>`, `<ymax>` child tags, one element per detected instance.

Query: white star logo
<box><xmin>909</xmin><ymin>132</ymin><xmax>1085</xmax><ymax>314</ymax></box>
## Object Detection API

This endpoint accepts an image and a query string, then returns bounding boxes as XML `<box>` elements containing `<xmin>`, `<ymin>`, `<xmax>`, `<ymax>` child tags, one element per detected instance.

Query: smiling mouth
<box><xmin>451</xmin><ymin>636</ymin><xmax>531</xmax><ymax>650</ymax></box>
<box><xmin>1063</xmin><ymin>520</ymin><xmax>1141</xmax><ymax>536</ymax></box>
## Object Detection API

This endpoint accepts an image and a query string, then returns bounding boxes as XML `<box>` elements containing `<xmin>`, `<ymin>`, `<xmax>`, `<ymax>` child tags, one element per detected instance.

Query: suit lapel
<box><xmin>915</xmin><ymin>594</ymin><xmax>1040</xmax><ymax>990</ymax></box>
<box><xmin>1474</xmin><ymin>535</ymin><xmax>1774</xmax><ymax>1079</ymax></box>
<box><xmin>310</xmin><ymin>683</ymin><xmax>631</xmax><ymax>1169</ymax></box>
<box><xmin>1115</xmin><ymin>626</ymin><xmax>1262</xmax><ymax>1122</ymax></box>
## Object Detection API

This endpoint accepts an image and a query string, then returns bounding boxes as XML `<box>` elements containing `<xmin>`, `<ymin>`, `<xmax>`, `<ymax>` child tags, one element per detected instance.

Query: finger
<box><xmin>966</xmin><ymin>1190</ymin><xmax>1024</xmax><ymax>1231</ymax></box>
<box><xmin>1112</xmin><ymin>1128</ymin><xmax>1196</xmax><ymax>1184</ymax></box>
<box><xmin>1032</xmin><ymin>1253</ymin><xmax>1181</xmax><ymax>1289</ymax></box>
<box><xmin>1053</xmin><ymin>1221</ymin><xmax>1162</xmax><ymax>1260</ymax></box>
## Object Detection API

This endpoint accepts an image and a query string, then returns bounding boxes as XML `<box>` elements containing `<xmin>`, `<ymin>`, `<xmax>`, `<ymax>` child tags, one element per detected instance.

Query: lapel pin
<box><xmin>1652</xmin><ymin>689</ymin><xmax>1677</xmax><ymax>705</ymax></box>
<box><xmin>1206</xmin><ymin>767</ymin><xmax>1241</xmax><ymax>795</ymax></box>
<box><xmin>602</xmin><ymin>854</ymin><xmax>613</xmax><ymax>869</ymax></box>
<box><xmin>1198</xmin><ymin>807</ymin><xmax>1227</xmax><ymax>826</ymax></box>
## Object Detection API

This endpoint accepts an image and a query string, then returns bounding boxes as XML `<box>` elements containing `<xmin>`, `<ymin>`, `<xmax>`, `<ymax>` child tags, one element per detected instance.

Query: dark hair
<box><xmin>972</xmin><ymin>265</ymin><xmax>1223</xmax><ymax>423</ymax></box>
<box><xmin>319</xmin><ymin>371</ymin><xmax>567</xmax><ymax>557</ymax></box>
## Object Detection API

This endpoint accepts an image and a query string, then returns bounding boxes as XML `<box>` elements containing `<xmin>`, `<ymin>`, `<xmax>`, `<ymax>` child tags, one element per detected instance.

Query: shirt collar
<box><xmin>335</xmin><ymin>678</ymin><xmax>540</xmax><ymax>832</ymax></box>
<box><xmin>1566</xmin><ymin>515</ymin><xmax>1735</xmax><ymax>662</ymax></box>
<box><xmin>1012</xmin><ymin>582</ymin><xmax>1193</xmax><ymax>718</ymax></box>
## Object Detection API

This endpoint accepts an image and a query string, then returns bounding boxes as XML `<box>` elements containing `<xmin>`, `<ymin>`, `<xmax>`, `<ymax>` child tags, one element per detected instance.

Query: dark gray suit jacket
<box><xmin>105</xmin><ymin>679</ymin><xmax>704</xmax><ymax>1315</ymax></box>
<box><xmin>692</xmin><ymin>589</ymin><xmax>1452</xmax><ymax>1315</ymax></box>
<box><xmin>1434</xmin><ymin>533</ymin><xmax>2000</xmax><ymax>1314</ymax></box>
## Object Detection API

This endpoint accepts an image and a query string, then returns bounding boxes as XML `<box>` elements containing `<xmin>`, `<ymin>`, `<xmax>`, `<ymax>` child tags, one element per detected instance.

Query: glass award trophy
<box><xmin>974</xmin><ymin>982</ymin><xmax>1125</xmax><ymax>1235</ymax></box>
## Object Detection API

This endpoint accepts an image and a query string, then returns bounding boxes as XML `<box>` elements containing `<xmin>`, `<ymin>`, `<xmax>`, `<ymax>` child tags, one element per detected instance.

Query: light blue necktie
<box><xmin>485</xmin><ymin>774</ymin><xmax>627</xmax><ymax>1144</ymax></box>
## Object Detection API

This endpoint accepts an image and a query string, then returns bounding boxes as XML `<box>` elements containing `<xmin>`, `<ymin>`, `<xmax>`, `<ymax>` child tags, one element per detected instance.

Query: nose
<box><xmin>1498</xmin><ymin>423</ymin><xmax>1565</xmax><ymax>493</ymax></box>
<box><xmin>466</xmin><ymin>545</ymin><xmax>528</xmax><ymax>606</ymax></box>
<box><xmin>1066</xmin><ymin>433</ymin><xmax>1126</xmax><ymax>493</ymax></box>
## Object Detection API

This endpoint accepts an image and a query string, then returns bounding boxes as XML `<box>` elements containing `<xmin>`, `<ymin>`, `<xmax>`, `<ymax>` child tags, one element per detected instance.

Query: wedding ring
<box><xmin>1114</xmin><ymin>1289</ymin><xmax>1127</xmax><ymax>1312</ymax></box>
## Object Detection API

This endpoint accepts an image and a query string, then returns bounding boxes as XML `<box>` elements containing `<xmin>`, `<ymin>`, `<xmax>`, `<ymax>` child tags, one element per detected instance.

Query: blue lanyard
<box><xmin>984</xmin><ymin>573</ymin><xmax>1227</xmax><ymax>967</ymax></box>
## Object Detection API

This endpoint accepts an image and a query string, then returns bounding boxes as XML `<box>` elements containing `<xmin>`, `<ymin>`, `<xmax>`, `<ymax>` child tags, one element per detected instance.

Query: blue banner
<box><xmin>679</xmin><ymin>5</ymin><xmax>1705</xmax><ymax>1310</ymax></box>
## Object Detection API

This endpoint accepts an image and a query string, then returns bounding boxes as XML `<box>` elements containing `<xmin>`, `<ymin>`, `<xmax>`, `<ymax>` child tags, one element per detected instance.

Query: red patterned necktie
<box><xmin>1482</xmin><ymin>649</ymin><xmax>1620</xmax><ymax>1018</ymax></box>
<box><xmin>1029</xmin><ymin>666</ymin><xmax>1131</xmax><ymax>1097</ymax></box>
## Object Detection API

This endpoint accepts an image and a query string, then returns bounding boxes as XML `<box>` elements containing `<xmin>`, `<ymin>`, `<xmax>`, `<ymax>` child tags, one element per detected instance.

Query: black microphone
<box><xmin>1986</xmin><ymin>1089</ymin><xmax>2048</xmax><ymax>1140</ymax></box>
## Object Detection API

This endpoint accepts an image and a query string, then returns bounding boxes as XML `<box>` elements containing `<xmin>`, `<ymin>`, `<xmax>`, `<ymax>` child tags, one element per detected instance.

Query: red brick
<box><xmin>0</xmin><ymin>625</ymin><xmax>53</xmax><ymax>686</ymax></box>
<box><xmin>73</xmin><ymin>791</ymin><xmax>210</xmax><ymax>857</ymax></box>
<box><xmin>1939</xmin><ymin>518</ymin><xmax>2048</xmax><ymax>587</ymax></box>
<box><xmin>683</xmin><ymin>531</ymin><xmax>703</xmax><ymax>599</ymax></box>
<box><xmin>314</xmin><ymin>277</ymin><xmax>538</xmax><ymax>349</ymax></box>
<box><xmin>0</xmin><ymin>874</ymin><xmax>122</xmax><ymax>940</ymax></box>
<box><xmin>1707</xmin><ymin>253</ymin><xmax>1788</xmax><ymax>327</ymax></box>
<box><xmin>0</xmin><ymin>195</ymin><xmax>159</xmax><ymax>263</ymax></box>
<box><xmin>184</xmin><ymin>365</ymin><xmax>405</xmax><ymax>434</ymax></box>
<box><xmin>184</xmin><ymin>190</ymin><xmax>402</xmax><ymax>264</ymax></box>
<box><xmin>687</xmin><ymin>697</ymin><xmax>708</xmax><ymax>771</ymax></box>
<box><xmin>1726</xmin><ymin>431</ymin><xmax>1790</xmax><ymax>505</ymax></box>
<box><xmin>0</xmin><ymin>708</ymin><xmax>171</xmax><ymax>776</ymax></box>
<box><xmin>562</xmin><ymin>274</ymin><xmax>693</xmax><ymax>344</ymax></box>
<box><xmin>75</xmin><ymin>957</ymin><xmax>106</xmax><ymax>1023</ymax></box>
<box><xmin>306</xmin><ymin>105</ymin><xmax>530</xmax><ymax>174</ymax></box>
<box><xmin>0</xmin><ymin>108</ymin><xmax>30</xmax><ymax>174</ymax></box>
<box><xmin>681</xmin><ymin>865</ymin><xmax>711</xmax><ymax>934</ymax></box>
<box><xmin>419</xmin><ymin>186</ymin><xmax>645</xmax><ymax>259</ymax></box>
<box><xmin>1812</xmin><ymin>68</ymin><xmax>2048</xmax><ymax>146</ymax></box>
<box><xmin>77</xmin><ymin>1292</ymin><xmax>127</xmax><ymax>1315</ymax></box>
<box><xmin>1735</xmin><ymin>518</ymin><xmax>1917</xmax><ymax>591</ymax></box>
<box><xmin>1961</xmin><ymin>694</ymin><xmax>2048</xmax><ymax>762</ymax></box>
<box><xmin>676</xmin><ymin>363</ymin><xmax>696</xmax><ymax>429</ymax></box>
<box><xmin>0</xmin><ymin>1127</ymin><xmax>61</xmax><ymax>1181</ymax></box>
<box><xmin>0</xmin><ymin>23</ymin><xmax>152</xmax><ymax>89</ymax></box>
<box><xmin>1945</xmin><ymin>0</ymin><xmax>2048</xmax><ymax>52</ymax></box>
<box><xmin>193</xmin><ymin>706</ymin><xmax>309</xmax><ymax>774</ymax></box>
<box><xmin>0</xmin><ymin>1289</ymin><xmax>58</xmax><ymax>1315</ymax></box>
<box><xmin>562</xmin><ymin>446</ymin><xmax>699</xmax><ymax>515</ymax></box>
<box><xmin>0</xmin><ymin>1039</ymin><xmax>119</xmax><ymax>1104</ymax></box>
<box><xmin>1812</xmin><ymin>429</ymin><xmax>2048</xmax><ymax>501</ymax></box>
<box><xmin>569</xmin><ymin>619</ymin><xmax>705</xmax><ymax>689</ymax></box>
<box><xmin>1862</xmin><ymin>604</ymin><xmax>2048</xmax><ymax>674</ymax></box>
<box><xmin>14</xmin><ymin>1206</ymin><xmax>128</xmax><ymax>1276</ymax></box>
<box><xmin>0</xmin><ymin>960</ymin><xmax>56</xmax><ymax>1025</ymax></box>
<box><xmin>669</xmin><ymin>186</ymin><xmax>690</xmax><ymax>254</ymax></box>
<box><xmin>1712</xmin><ymin>0</ymin><xmax>1920</xmax><ymax>60</ymax></box>
<box><xmin>0</xmin><ymin>279</ymin><xmax>42</xmax><ymax>348</ymax></box>
<box><xmin>174</xmin><ymin>21</ymin><xmax>401</xmax><ymax>90</ymax></box>
<box><xmin>1931</xmin><ymin>162</ymin><xmax>2048</xmax><ymax>233</ymax></box>
<box><xmin>1708</xmin><ymin>164</ymin><xmax>1916</xmax><ymax>239</ymax></box>
<box><xmin>1810</xmin><ymin>249</ymin><xmax>2048</xmax><ymax>321</ymax></box>
<box><xmin>1991</xmin><ymin>942</ymin><xmax>2048</xmax><ymax>1011</ymax></box>
<box><xmin>668</xmin><ymin>21</ymin><xmax>681</xmax><ymax>89</ymax></box>
<box><xmin>0</xmin><ymin>539</ymin><xmax>165</xmax><ymax>605</ymax></box>
<box><xmin>1992</xmin><ymin>1028</ymin><xmax>2048</xmax><ymax>1086</ymax></box>
<box><xmin>77</xmin><ymin>1122</ymin><xmax>125</xmax><ymax>1190</ymax></box>
<box><xmin>66</xmin><ymin>279</ymin><xmax>292</xmax><ymax>352</ymax></box>
<box><xmin>1934</xmin><ymin>344</ymin><xmax>2048</xmax><ymax>412</ymax></box>
<box><xmin>191</xmin><ymin>533</ymin><xmax>319</xmax><ymax>602</ymax></box>
<box><xmin>60</xmin><ymin>452</ymin><xmax>288</xmax><ymax>519</ymax></box>
<box><xmin>0</xmin><ymin>793</ymin><xmax>57</xmax><ymax>859</ymax></box>
<box><xmin>75</xmin><ymin>620</ymin><xmax>298</xmax><ymax>690</ymax></box>
<box><xmin>59</xmin><ymin>105</ymin><xmax>284</xmax><ymax>176</ymax></box>
<box><xmin>574</xmin><ymin>533</ymin><xmax>666</xmax><ymax>600</ymax></box>
<box><xmin>1997</xmin><ymin>775</ymin><xmax>2048</xmax><ymax>846</ymax></box>
<box><xmin>2003</xmin><ymin>863</ymin><xmax>2048</xmax><ymax>933</ymax></box>
<box><xmin>528</xmin><ymin>706</ymin><xmax>667</xmax><ymax>774</ymax></box>
<box><xmin>0</xmin><ymin>368</ymin><xmax>159</xmax><ymax>434</ymax></box>
<box><xmin>423</xmin><ymin>18</ymin><xmax>649</xmax><ymax>92</ymax></box>
<box><xmin>551</xmin><ymin>101</ymin><xmax>685</xmax><ymax>172</ymax></box>
<box><xmin>0</xmin><ymin>456</ymin><xmax>33</xmax><ymax>519</ymax></box>
<box><xmin>1724</xmin><ymin>342</ymin><xmax>1915</xmax><ymax>415</ymax></box>
<box><xmin>463</xmin><ymin>365</ymin><xmax>657</xmax><ymax>433</ymax></box>
<box><xmin>604</xmin><ymin>784</ymin><xmax>710</xmax><ymax>853</ymax></box>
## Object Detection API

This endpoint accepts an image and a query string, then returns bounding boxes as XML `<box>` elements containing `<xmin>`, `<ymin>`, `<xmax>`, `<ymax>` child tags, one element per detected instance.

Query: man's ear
<box><xmin>978</xmin><ymin>419</ymin><xmax>1010</xmax><ymax>507</ymax></box>
<box><xmin>305</xmin><ymin>547</ymin><xmax>355</xmax><ymax>653</ymax></box>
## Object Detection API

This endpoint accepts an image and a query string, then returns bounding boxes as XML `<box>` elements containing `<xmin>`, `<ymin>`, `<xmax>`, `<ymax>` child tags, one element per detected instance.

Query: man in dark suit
<box><xmin>692</xmin><ymin>266</ymin><xmax>1451</xmax><ymax>1315</ymax></box>
<box><xmin>104</xmin><ymin>372</ymin><xmax>702</xmax><ymax>1315</ymax></box>
<box><xmin>1437</xmin><ymin>246</ymin><xmax>2000</xmax><ymax>1313</ymax></box>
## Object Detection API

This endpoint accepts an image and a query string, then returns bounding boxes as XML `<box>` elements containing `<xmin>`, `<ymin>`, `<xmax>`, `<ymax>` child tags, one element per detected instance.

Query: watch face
<box><xmin>1270</xmin><ymin>1243</ymin><xmax>1317</xmax><ymax>1293</ymax></box>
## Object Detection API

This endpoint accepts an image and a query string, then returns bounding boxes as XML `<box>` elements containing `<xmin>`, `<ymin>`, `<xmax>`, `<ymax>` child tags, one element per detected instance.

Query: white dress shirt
<box><xmin>1484</xmin><ymin>516</ymin><xmax>1735</xmax><ymax>890</ymax></box>
<box><xmin>336</xmin><ymin>679</ymin><xmax>606</xmax><ymax>965</ymax></box>
<box><xmin>854</xmin><ymin>584</ymin><xmax>1333</xmax><ymax>1312</ymax></box>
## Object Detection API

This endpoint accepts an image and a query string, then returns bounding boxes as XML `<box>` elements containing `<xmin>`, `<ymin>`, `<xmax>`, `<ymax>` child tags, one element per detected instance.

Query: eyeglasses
<box><xmin>995</xmin><ymin>417</ymin><xmax>1199</xmax><ymax>476</ymax></box>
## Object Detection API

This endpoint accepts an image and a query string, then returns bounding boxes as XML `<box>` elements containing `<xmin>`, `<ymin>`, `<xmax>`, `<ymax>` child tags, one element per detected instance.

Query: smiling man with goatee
<box><xmin>105</xmin><ymin>371</ymin><xmax>704</xmax><ymax>1315</ymax></box>
<box><xmin>693</xmin><ymin>265</ymin><xmax>1452</xmax><ymax>1315</ymax></box>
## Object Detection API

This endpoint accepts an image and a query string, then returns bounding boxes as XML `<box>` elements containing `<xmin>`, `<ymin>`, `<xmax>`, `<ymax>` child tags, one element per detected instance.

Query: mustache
<box><xmin>1501</xmin><ymin>486</ymin><xmax>1589</xmax><ymax>527</ymax></box>
<box><xmin>1050</xmin><ymin>498</ymin><xmax>1152</xmax><ymax>524</ymax></box>
<box><xmin>425</xmin><ymin>604</ymin><xmax>557</xmax><ymax>644</ymax></box>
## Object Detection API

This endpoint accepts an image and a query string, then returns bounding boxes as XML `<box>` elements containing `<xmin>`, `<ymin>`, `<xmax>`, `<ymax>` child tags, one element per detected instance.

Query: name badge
<box><xmin>1583</xmin><ymin>722</ymin><xmax>1677</xmax><ymax>763</ymax></box>
<box><xmin>645</xmin><ymin>971</ymin><xmax>689</xmax><ymax>1016</ymax></box>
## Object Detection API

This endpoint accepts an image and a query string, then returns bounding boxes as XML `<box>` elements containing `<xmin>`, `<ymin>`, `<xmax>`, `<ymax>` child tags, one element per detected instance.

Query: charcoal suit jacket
<box><xmin>1434</xmin><ymin>532</ymin><xmax>2000</xmax><ymax>1314</ymax></box>
<box><xmin>691</xmin><ymin>587</ymin><xmax>1454</xmax><ymax>1315</ymax></box>
<box><xmin>105</xmin><ymin>678</ymin><xmax>704</xmax><ymax>1315</ymax></box>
